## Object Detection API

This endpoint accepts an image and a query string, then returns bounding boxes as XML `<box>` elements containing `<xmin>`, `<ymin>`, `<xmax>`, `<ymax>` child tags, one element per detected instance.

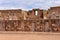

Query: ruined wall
<box><xmin>0</xmin><ymin>20</ymin><xmax>44</xmax><ymax>32</ymax></box>
<box><xmin>0</xmin><ymin>9</ymin><xmax>22</xmax><ymax>20</ymax></box>
<box><xmin>25</xmin><ymin>9</ymin><xmax>43</xmax><ymax>20</ymax></box>
<box><xmin>44</xmin><ymin>7</ymin><xmax>60</xmax><ymax>32</ymax></box>
<box><xmin>0</xmin><ymin>7</ymin><xmax>60</xmax><ymax>32</ymax></box>
<box><xmin>48</xmin><ymin>7</ymin><xmax>60</xmax><ymax>19</ymax></box>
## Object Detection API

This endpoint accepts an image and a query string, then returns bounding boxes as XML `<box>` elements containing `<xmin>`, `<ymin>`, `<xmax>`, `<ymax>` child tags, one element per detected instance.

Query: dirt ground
<box><xmin>0</xmin><ymin>32</ymin><xmax>60</xmax><ymax>40</ymax></box>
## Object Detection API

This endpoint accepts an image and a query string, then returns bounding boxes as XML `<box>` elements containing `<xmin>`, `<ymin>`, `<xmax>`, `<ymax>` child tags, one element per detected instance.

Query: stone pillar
<box><xmin>44</xmin><ymin>21</ymin><xmax>50</xmax><ymax>32</ymax></box>
<box><xmin>31</xmin><ymin>21</ymin><xmax>35</xmax><ymax>32</ymax></box>
<box><xmin>21</xmin><ymin>20</ymin><xmax>24</xmax><ymax>31</ymax></box>
<box><xmin>0</xmin><ymin>21</ymin><xmax>5</xmax><ymax>31</ymax></box>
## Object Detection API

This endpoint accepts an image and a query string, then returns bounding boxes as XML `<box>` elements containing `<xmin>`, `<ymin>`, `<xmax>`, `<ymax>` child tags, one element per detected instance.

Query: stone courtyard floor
<box><xmin>0</xmin><ymin>32</ymin><xmax>60</xmax><ymax>40</ymax></box>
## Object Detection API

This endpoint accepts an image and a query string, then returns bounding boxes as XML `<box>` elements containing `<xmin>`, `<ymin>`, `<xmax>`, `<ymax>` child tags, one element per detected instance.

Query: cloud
<box><xmin>0</xmin><ymin>0</ymin><xmax>60</xmax><ymax>10</ymax></box>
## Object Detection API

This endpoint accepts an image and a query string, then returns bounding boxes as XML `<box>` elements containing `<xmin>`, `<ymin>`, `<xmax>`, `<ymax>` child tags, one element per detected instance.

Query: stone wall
<box><xmin>0</xmin><ymin>7</ymin><xmax>59</xmax><ymax>32</ymax></box>
<box><xmin>48</xmin><ymin>7</ymin><xmax>60</xmax><ymax>19</ymax></box>
<box><xmin>25</xmin><ymin>9</ymin><xmax>43</xmax><ymax>20</ymax></box>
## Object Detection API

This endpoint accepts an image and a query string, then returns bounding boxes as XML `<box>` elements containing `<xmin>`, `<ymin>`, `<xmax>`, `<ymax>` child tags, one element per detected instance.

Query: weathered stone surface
<box><xmin>0</xmin><ymin>7</ymin><xmax>59</xmax><ymax>32</ymax></box>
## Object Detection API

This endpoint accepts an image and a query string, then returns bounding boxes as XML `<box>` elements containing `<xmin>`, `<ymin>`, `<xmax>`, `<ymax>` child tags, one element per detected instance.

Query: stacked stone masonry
<box><xmin>0</xmin><ymin>6</ymin><xmax>60</xmax><ymax>32</ymax></box>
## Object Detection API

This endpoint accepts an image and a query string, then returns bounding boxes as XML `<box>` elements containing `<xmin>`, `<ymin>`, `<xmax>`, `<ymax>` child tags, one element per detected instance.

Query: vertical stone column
<box><xmin>49</xmin><ymin>19</ymin><xmax>52</xmax><ymax>32</ymax></box>
<box><xmin>0</xmin><ymin>20</ymin><xmax>5</xmax><ymax>31</ymax></box>
<box><xmin>21</xmin><ymin>20</ymin><xmax>24</xmax><ymax>31</ymax></box>
<box><xmin>44</xmin><ymin>20</ymin><xmax>50</xmax><ymax>32</ymax></box>
<box><xmin>31</xmin><ymin>20</ymin><xmax>35</xmax><ymax>32</ymax></box>
<box><xmin>2</xmin><ymin>20</ymin><xmax>6</xmax><ymax>31</ymax></box>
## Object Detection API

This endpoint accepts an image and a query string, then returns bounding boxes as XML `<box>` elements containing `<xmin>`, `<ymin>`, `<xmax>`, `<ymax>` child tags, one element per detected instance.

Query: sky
<box><xmin>0</xmin><ymin>0</ymin><xmax>60</xmax><ymax>10</ymax></box>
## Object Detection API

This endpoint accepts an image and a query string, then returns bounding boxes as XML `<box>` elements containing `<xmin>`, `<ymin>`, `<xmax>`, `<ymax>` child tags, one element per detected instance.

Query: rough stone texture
<box><xmin>0</xmin><ymin>7</ymin><xmax>60</xmax><ymax>32</ymax></box>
